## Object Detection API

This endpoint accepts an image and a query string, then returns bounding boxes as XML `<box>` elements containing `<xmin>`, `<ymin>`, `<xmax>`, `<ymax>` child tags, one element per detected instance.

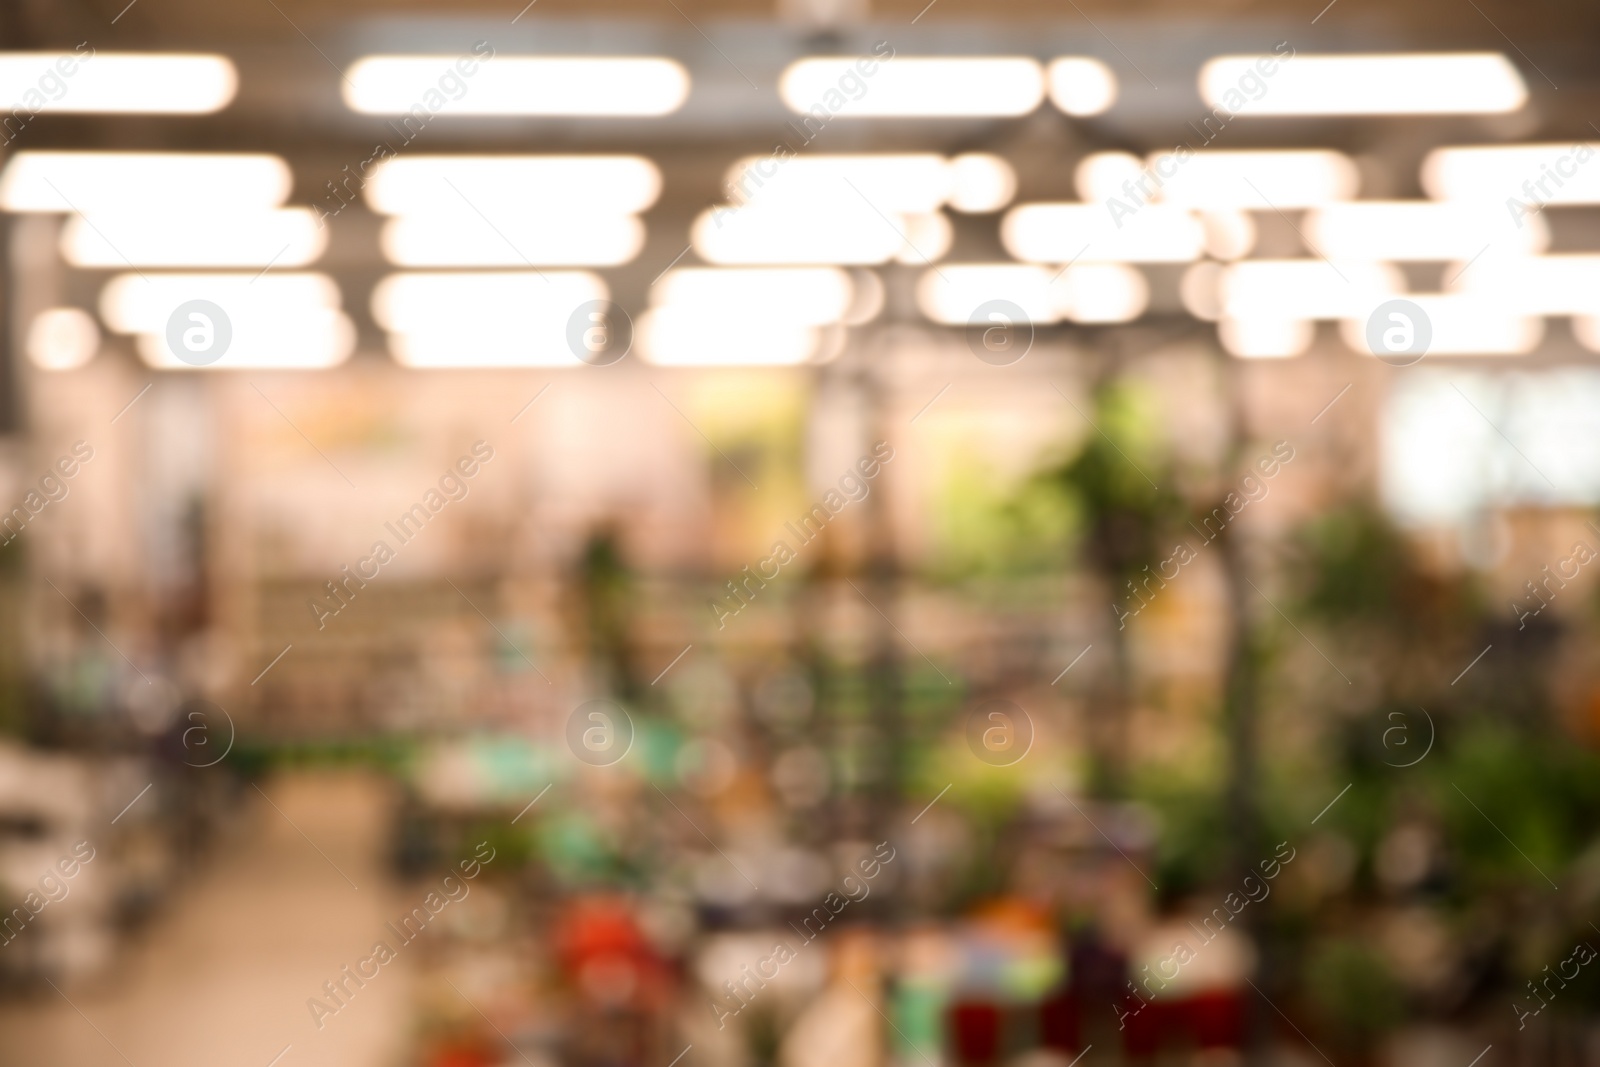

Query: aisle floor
<box><xmin>0</xmin><ymin>771</ymin><xmax>414</xmax><ymax>1067</ymax></box>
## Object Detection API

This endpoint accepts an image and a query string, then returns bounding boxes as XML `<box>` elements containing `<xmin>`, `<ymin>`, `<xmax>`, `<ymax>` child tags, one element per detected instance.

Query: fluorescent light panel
<box><xmin>382</xmin><ymin>213</ymin><xmax>644</xmax><ymax>267</ymax></box>
<box><xmin>345</xmin><ymin>56</ymin><xmax>689</xmax><ymax>116</ymax></box>
<box><xmin>722</xmin><ymin>153</ymin><xmax>1014</xmax><ymax>215</ymax></box>
<box><xmin>1145</xmin><ymin>150</ymin><xmax>1359</xmax><ymax>209</ymax></box>
<box><xmin>99</xmin><ymin>273</ymin><xmax>352</xmax><ymax>370</ymax></box>
<box><xmin>365</xmin><ymin>156</ymin><xmax>661</xmax><ymax>216</ymax></box>
<box><xmin>1047</xmin><ymin>57</ymin><xmax>1116</xmax><ymax>116</ymax></box>
<box><xmin>1002</xmin><ymin>203</ymin><xmax>1204</xmax><ymax>263</ymax></box>
<box><xmin>0</xmin><ymin>152</ymin><xmax>290</xmax><ymax>213</ymax></box>
<box><xmin>0</xmin><ymin>52</ymin><xmax>236</xmax><ymax>113</ymax></box>
<box><xmin>780</xmin><ymin>57</ymin><xmax>1043</xmax><ymax>117</ymax></box>
<box><xmin>1200</xmin><ymin>52</ymin><xmax>1527</xmax><ymax>115</ymax></box>
<box><xmin>62</xmin><ymin>209</ymin><xmax>326</xmax><ymax>268</ymax></box>
<box><xmin>1423</xmin><ymin>144</ymin><xmax>1600</xmax><ymax>203</ymax></box>
<box><xmin>1306</xmin><ymin>201</ymin><xmax>1547</xmax><ymax>261</ymax></box>
<box><xmin>654</xmin><ymin>268</ymin><xmax>854</xmax><ymax>326</ymax></box>
<box><xmin>373</xmin><ymin>271</ymin><xmax>608</xmax><ymax>367</ymax></box>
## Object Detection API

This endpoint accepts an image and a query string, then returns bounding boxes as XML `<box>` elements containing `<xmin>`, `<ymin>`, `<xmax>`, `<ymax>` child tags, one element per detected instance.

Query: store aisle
<box><xmin>0</xmin><ymin>771</ymin><xmax>414</xmax><ymax>1067</ymax></box>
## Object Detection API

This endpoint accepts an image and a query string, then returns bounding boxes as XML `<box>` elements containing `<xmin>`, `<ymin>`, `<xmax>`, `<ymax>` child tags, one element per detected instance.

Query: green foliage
<box><xmin>1303</xmin><ymin>936</ymin><xmax>1406</xmax><ymax>1043</ymax></box>
<box><xmin>1035</xmin><ymin>382</ymin><xmax>1186</xmax><ymax>584</ymax></box>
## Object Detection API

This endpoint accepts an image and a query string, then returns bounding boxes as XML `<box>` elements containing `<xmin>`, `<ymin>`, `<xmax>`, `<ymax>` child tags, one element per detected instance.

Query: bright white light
<box><xmin>694</xmin><ymin>201</ymin><xmax>907</xmax><ymax>265</ymax></box>
<box><xmin>1047</xmin><ymin>57</ymin><xmax>1116</xmax><ymax>116</ymax></box>
<box><xmin>1423</xmin><ymin>144</ymin><xmax>1600</xmax><ymax>203</ymax></box>
<box><xmin>373</xmin><ymin>271</ymin><xmax>607</xmax><ymax>368</ymax></box>
<box><xmin>1385</xmin><ymin>371</ymin><xmax>1600</xmax><ymax>523</ymax></box>
<box><xmin>99</xmin><ymin>273</ymin><xmax>353</xmax><ymax>370</ymax></box>
<box><xmin>1200</xmin><ymin>53</ymin><xmax>1528</xmax><ymax>115</ymax></box>
<box><xmin>949</xmin><ymin>154</ymin><xmax>1017</xmax><ymax>212</ymax></box>
<box><xmin>1338</xmin><ymin>295</ymin><xmax>1542</xmax><ymax>355</ymax></box>
<box><xmin>915</xmin><ymin>259</ymin><xmax>1146</xmax><ymax>339</ymax></box>
<box><xmin>724</xmin><ymin>154</ymin><xmax>951</xmax><ymax>213</ymax></box>
<box><xmin>100</xmin><ymin>273</ymin><xmax>341</xmax><ymax>332</ymax></box>
<box><xmin>1200</xmin><ymin>211</ymin><xmax>1256</xmax><ymax>260</ymax></box>
<box><xmin>365</xmin><ymin>156</ymin><xmax>661</xmax><ymax>216</ymax></box>
<box><xmin>1219</xmin><ymin>260</ymin><xmax>1403</xmax><ymax>321</ymax></box>
<box><xmin>780</xmin><ymin>57</ymin><xmax>1044</xmax><ymax>117</ymax></box>
<box><xmin>136</xmin><ymin>312</ymin><xmax>355</xmax><ymax>370</ymax></box>
<box><xmin>0</xmin><ymin>53</ymin><xmax>236</xmax><ymax>113</ymax></box>
<box><xmin>895</xmin><ymin>213</ymin><xmax>952</xmax><ymax>265</ymax></box>
<box><xmin>381</xmin><ymin>212</ymin><xmax>644</xmax><ymax>266</ymax></box>
<box><xmin>639</xmin><ymin>308</ymin><xmax>820</xmax><ymax>366</ymax></box>
<box><xmin>1075</xmin><ymin>153</ymin><xmax>1144</xmax><ymax>202</ymax></box>
<box><xmin>1002</xmin><ymin>203</ymin><xmax>1205</xmax><ymax>263</ymax></box>
<box><xmin>1447</xmin><ymin>255</ymin><xmax>1600</xmax><ymax>315</ymax></box>
<box><xmin>1150</xmin><ymin>150</ymin><xmax>1359</xmax><ymax>209</ymax></box>
<box><xmin>916</xmin><ymin>264</ymin><xmax>1058</xmax><ymax>325</ymax></box>
<box><xmin>1057</xmin><ymin>263</ymin><xmax>1148</xmax><ymax>323</ymax></box>
<box><xmin>345</xmin><ymin>56</ymin><xmax>689</xmax><ymax>116</ymax></box>
<box><xmin>26</xmin><ymin>308</ymin><xmax>98</xmax><ymax>370</ymax></box>
<box><xmin>62</xmin><ymin>209</ymin><xmax>326</xmax><ymax>268</ymax></box>
<box><xmin>0</xmin><ymin>152</ymin><xmax>291</xmax><ymax>213</ymax></box>
<box><xmin>1306</xmin><ymin>201</ymin><xmax>1546</xmax><ymax>261</ymax></box>
<box><xmin>655</xmin><ymin>268</ymin><xmax>854</xmax><ymax>326</ymax></box>
<box><xmin>1219</xmin><ymin>318</ymin><xmax>1315</xmax><ymax>358</ymax></box>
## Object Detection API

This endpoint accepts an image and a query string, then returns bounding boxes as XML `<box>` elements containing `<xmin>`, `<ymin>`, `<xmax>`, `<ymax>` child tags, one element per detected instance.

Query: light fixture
<box><xmin>949</xmin><ymin>154</ymin><xmax>1017</xmax><ymax>213</ymax></box>
<box><xmin>1150</xmin><ymin>150</ymin><xmax>1359</xmax><ymax>209</ymax></box>
<box><xmin>26</xmin><ymin>308</ymin><xmax>99</xmax><ymax>370</ymax></box>
<box><xmin>638</xmin><ymin>309</ymin><xmax>820</xmax><ymax>366</ymax></box>
<box><xmin>1218</xmin><ymin>260</ymin><xmax>1404</xmax><ymax>321</ymax></box>
<box><xmin>1057</xmin><ymin>263</ymin><xmax>1148</xmax><ymax>323</ymax></box>
<box><xmin>345</xmin><ymin>56</ymin><xmax>690</xmax><ymax>116</ymax></box>
<box><xmin>381</xmin><ymin>213</ymin><xmax>645</xmax><ymax>267</ymax></box>
<box><xmin>1002</xmin><ymin>203</ymin><xmax>1205</xmax><ymax>263</ymax></box>
<box><xmin>0</xmin><ymin>152</ymin><xmax>291</xmax><ymax>213</ymax></box>
<box><xmin>0</xmin><ymin>52</ymin><xmax>236</xmax><ymax>113</ymax></box>
<box><xmin>693</xmin><ymin>201</ymin><xmax>909</xmax><ymax>265</ymax></box>
<box><xmin>655</xmin><ymin>268</ymin><xmax>855</xmax><ymax>326</ymax></box>
<box><xmin>915</xmin><ymin>264</ymin><xmax>1059</xmax><ymax>325</ymax></box>
<box><xmin>1046</xmin><ymin>57</ymin><xmax>1117</xmax><ymax>116</ymax></box>
<box><xmin>365</xmin><ymin>156</ymin><xmax>662</xmax><ymax>216</ymax></box>
<box><xmin>780</xmin><ymin>57</ymin><xmax>1044</xmax><ymax>117</ymax></box>
<box><xmin>1305</xmin><ymin>201</ymin><xmax>1547</xmax><ymax>261</ymax></box>
<box><xmin>1422</xmin><ymin>144</ymin><xmax>1600</xmax><ymax>204</ymax></box>
<box><xmin>1200</xmin><ymin>52</ymin><xmax>1527</xmax><ymax>115</ymax></box>
<box><xmin>99</xmin><ymin>273</ymin><xmax>353</xmax><ymax>369</ymax></box>
<box><xmin>1445</xmin><ymin>255</ymin><xmax>1600</xmax><ymax>315</ymax></box>
<box><xmin>62</xmin><ymin>209</ymin><xmax>326</xmax><ymax>268</ymax></box>
<box><xmin>1338</xmin><ymin>296</ymin><xmax>1542</xmax><ymax>355</ymax></box>
<box><xmin>373</xmin><ymin>271</ymin><xmax>608</xmax><ymax>368</ymax></box>
<box><xmin>1219</xmin><ymin>318</ymin><xmax>1315</xmax><ymax>359</ymax></box>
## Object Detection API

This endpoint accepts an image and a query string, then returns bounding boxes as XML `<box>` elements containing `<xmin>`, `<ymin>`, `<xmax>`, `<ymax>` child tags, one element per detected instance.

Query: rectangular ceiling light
<box><xmin>99</xmin><ymin>273</ymin><xmax>353</xmax><ymax>370</ymax></box>
<box><xmin>381</xmin><ymin>213</ymin><xmax>644</xmax><ymax>267</ymax></box>
<box><xmin>639</xmin><ymin>309</ymin><xmax>820</xmax><ymax>367</ymax></box>
<box><xmin>366</xmin><ymin>156</ymin><xmax>661</xmax><ymax>216</ymax></box>
<box><xmin>654</xmin><ymin>268</ymin><xmax>854</xmax><ymax>326</ymax></box>
<box><xmin>0</xmin><ymin>152</ymin><xmax>290</xmax><ymax>213</ymax></box>
<box><xmin>722</xmin><ymin>154</ymin><xmax>1015</xmax><ymax>214</ymax></box>
<box><xmin>0</xmin><ymin>52</ymin><xmax>236</xmax><ymax>113</ymax></box>
<box><xmin>1423</xmin><ymin>144</ymin><xmax>1600</xmax><ymax>203</ymax></box>
<box><xmin>780</xmin><ymin>57</ymin><xmax>1043</xmax><ymax>117</ymax></box>
<box><xmin>345</xmin><ymin>56</ymin><xmax>689</xmax><ymax>116</ymax></box>
<box><xmin>1305</xmin><ymin>201</ymin><xmax>1547</xmax><ymax>261</ymax></box>
<box><xmin>1002</xmin><ymin>203</ymin><xmax>1204</xmax><ymax>263</ymax></box>
<box><xmin>1201</xmin><ymin>53</ymin><xmax>1527</xmax><ymax>115</ymax></box>
<box><xmin>1141</xmin><ymin>150</ymin><xmax>1359</xmax><ymax>209</ymax></box>
<box><xmin>1218</xmin><ymin>260</ymin><xmax>1402</xmax><ymax>320</ymax></box>
<box><xmin>1338</xmin><ymin>296</ymin><xmax>1542</xmax><ymax>355</ymax></box>
<box><xmin>372</xmin><ymin>271</ymin><xmax>606</xmax><ymax>367</ymax></box>
<box><xmin>62</xmin><ymin>209</ymin><xmax>326</xmax><ymax>268</ymax></box>
<box><xmin>694</xmin><ymin>201</ymin><xmax>912</xmax><ymax>265</ymax></box>
<box><xmin>1447</xmin><ymin>255</ymin><xmax>1600</xmax><ymax>315</ymax></box>
<box><xmin>916</xmin><ymin>262</ymin><xmax>1147</xmax><ymax>326</ymax></box>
